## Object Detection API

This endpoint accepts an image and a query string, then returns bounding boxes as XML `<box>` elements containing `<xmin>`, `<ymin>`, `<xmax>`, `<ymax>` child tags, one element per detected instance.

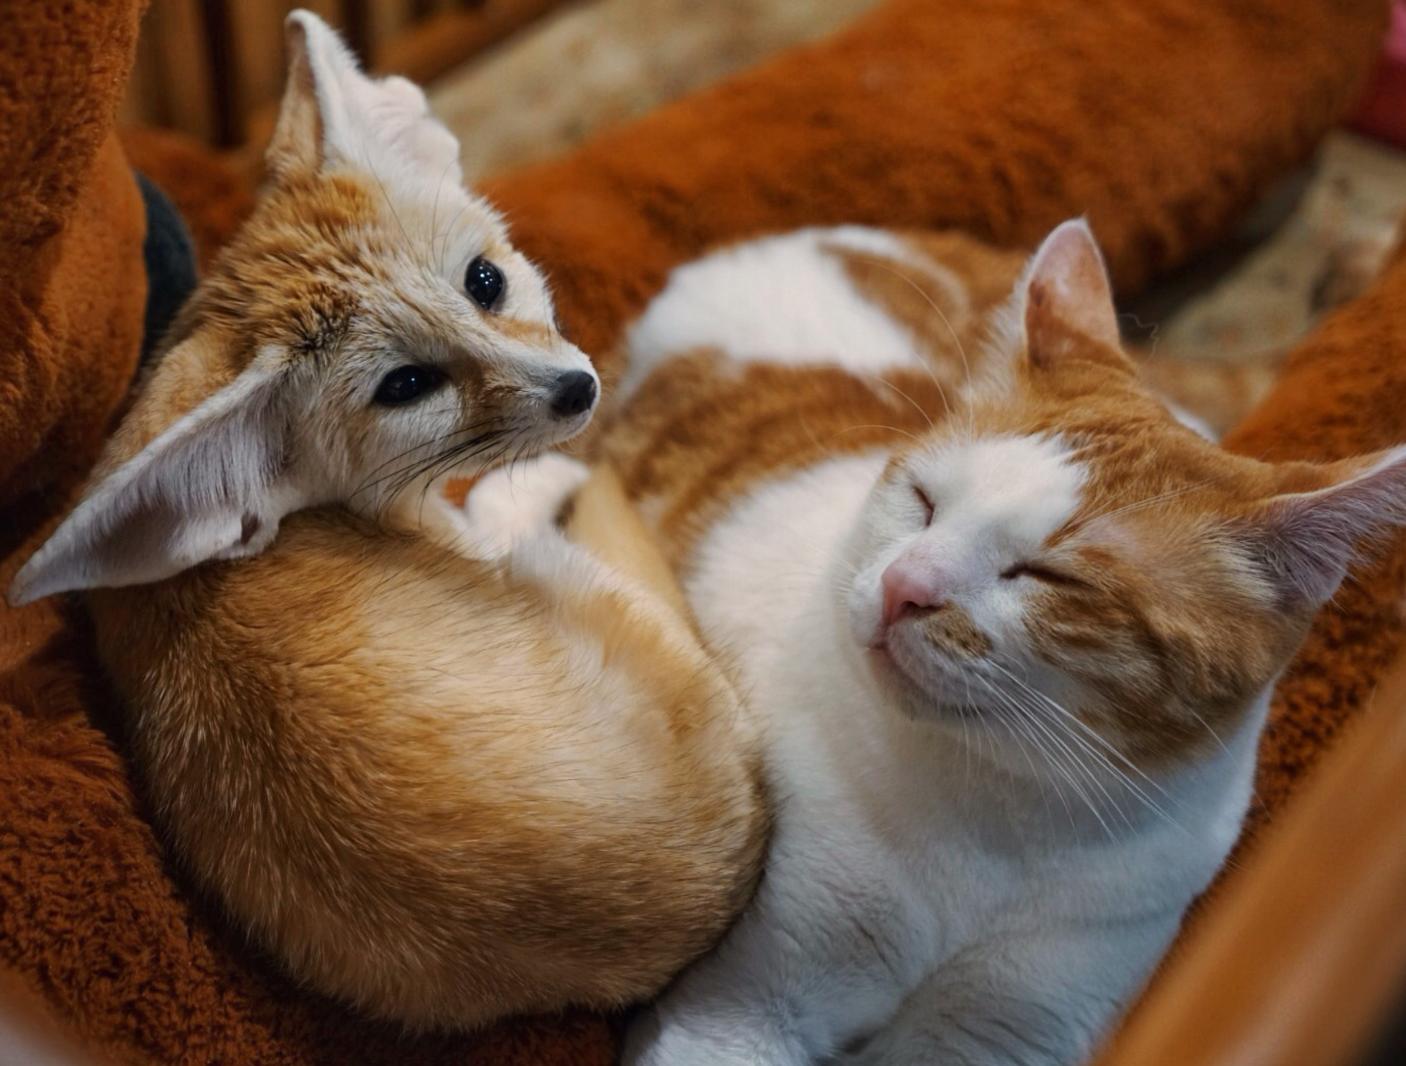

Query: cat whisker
<box><xmin>429</xmin><ymin>155</ymin><xmax>458</xmax><ymax>273</ymax></box>
<box><xmin>1186</xmin><ymin>707</ymin><xmax>1230</xmax><ymax>753</ymax></box>
<box><xmin>990</xmin><ymin>663</ymin><xmax>1175</xmax><ymax>802</ymax></box>
<box><xmin>973</xmin><ymin>676</ymin><xmax>1065</xmax><ymax>831</ymax></box>
<box><xmin>360</xmin><ymin>151</ymin><xmax>415</xmax><ymax>252</ymax></box>
<box><xmin>828</xmin><ymin>424</ymin><xmax>925</xmax><ymax>447</ymax></box>
<box><xmin>971</xmin><ymin>673</ymin><xmax>1109</xmax><ymax>840</ymax></box>
<box><xmin>1076</xmin><ymin>480</ymin><xmax>1214</xmax><ymax>528</ymax></box>
<box><xmin>845</xmin><ymin>252</ymin><xmax>974</xmax><ymax>433</ymax></box>
<box><xmin>993</xmin><ymin>682</ymin><xmax>1135</xmax><ymax>834</ymax></box>
<box><xmin>860</xmin><ymin>373</ymin><xmax>935</xmax><ymax>431</ymax></box>
<box><xmin>988</xmin><ymin>663</ymin><xmax>1190</xmax><ymax>835</ymax></box>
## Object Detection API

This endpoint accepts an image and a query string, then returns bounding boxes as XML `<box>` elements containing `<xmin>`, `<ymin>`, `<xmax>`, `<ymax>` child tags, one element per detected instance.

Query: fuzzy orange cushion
<box><xmin>0</xmin><ymin>1</ymin><xmax>1393</xmax><ymax>1064</ymax></box>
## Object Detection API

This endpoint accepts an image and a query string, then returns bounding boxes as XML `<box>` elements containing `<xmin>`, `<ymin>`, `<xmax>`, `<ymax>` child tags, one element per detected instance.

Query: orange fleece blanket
<box><xmin>1</xmin><ymin>1</ymin><xmax>1394</xmax><ymax>1062</ymax></box>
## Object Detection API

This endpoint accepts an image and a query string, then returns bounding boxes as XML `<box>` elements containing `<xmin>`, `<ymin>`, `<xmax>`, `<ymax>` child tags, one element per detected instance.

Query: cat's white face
<box><xmin>838</xmin><ymin>220</ymin><xmax>1406</xmax><ymax>783</ymax></box>
<box><xmin>847</xmin><ymin>434</ymin><xmax>1090</xmax><ymax>738</ymax></box>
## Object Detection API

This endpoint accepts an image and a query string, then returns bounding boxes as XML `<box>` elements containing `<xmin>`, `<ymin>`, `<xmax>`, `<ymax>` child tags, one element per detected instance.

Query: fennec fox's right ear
<box><xmin>266</xmin><ymin>10</ymin><xmax>462</xmax><ymax>186</ymax></box>
<box><xmin>8</xmin><ymin>339</ymin><xmax>298</xmax><ymax>606</ymax></box>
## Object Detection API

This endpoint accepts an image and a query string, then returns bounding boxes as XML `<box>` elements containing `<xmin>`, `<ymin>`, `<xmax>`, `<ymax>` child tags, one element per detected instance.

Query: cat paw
<box><xmin>458</xmin><ymin>452</ymin><xmax>590</xmax><ymax>556</ymax></box>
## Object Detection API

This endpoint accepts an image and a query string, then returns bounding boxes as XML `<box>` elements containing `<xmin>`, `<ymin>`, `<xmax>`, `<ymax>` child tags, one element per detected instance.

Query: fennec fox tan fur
<box><xmin>9</xmin><ymin>12</ymin><xmax>764</xmax><ymax>1029</ymax></box>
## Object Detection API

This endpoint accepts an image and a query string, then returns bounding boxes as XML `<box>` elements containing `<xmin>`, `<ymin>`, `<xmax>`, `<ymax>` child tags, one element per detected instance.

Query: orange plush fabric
<box><xmin>0</xmin><ymin>1</ymin><xmax>148</xmax><ymax>515</ymax></box>
<box><xmin>484</xmin><ymin>0</ymin><xmax>1390</xmax><ymax>374</ymax></box>
<box><xmin>121</xmin><ymin>128</ymin><xmax>254</xmax><ymax>270</ymax></box>
<box><xmin>1222</xmin><ymin>253</ymin><xmax>1406</xmax><ymax>854</ymax></box>
<box><xmin>1093</xmin><ymin>231</ymin><xmax>1406</xmax><ymax>1064</ymax></box>
<box><xmin>0</xmin><ymin>1</ymin><xmax>1395</xmax><ymax>1064</ymax></box>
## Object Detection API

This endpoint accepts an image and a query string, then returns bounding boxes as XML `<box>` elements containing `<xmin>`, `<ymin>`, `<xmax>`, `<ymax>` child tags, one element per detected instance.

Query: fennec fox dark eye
<box><xmin>465</xmin><ymin>255</ymin><xmax>505</xmax><ymax>311</ymax></box>
<box><xmin>373</xmin><ymin>365</ymin><xmax>447</xmax><ymax>406</ymax></box>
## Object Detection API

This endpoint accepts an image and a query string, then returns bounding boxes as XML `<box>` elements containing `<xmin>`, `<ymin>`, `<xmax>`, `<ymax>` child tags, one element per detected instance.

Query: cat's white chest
<box><xmin>684</xmin><ymin>457</ymin><xmax>1000</xmax><ymax>957</ymax></box>
<box><xmin>678</xmin><ymin>454</ymin><xmax>1205</xmax><ymax>977</ymax></box>
<box><xmin>686</xmin><ymin>454</ymin><xmax>885</xmax><ymax>712</ymax></box>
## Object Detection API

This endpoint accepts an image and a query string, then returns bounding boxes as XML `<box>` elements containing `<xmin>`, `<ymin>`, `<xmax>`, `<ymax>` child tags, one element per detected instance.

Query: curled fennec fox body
<box><xmin>10</xmin><ymin>12</ymin><xmax>764</xmax><ymax>1028</ymax></box>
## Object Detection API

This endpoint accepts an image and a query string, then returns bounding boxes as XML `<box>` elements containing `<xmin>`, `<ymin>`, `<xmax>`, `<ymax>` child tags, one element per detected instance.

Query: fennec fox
<box><xmin>10</xmin><ymin>11</ymin><xmax>763</xmax><ymax>1029</ymax></box>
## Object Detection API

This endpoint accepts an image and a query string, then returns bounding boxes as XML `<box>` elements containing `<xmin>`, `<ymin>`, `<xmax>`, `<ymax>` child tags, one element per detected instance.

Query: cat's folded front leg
<box><xmin>625</xmin><ymin>996</ymin><xmax>810</xmax><ymax>1066</ymax></box>
<box><xmin>834</xmin><ymin>927</ymin><xmax>1158</xmax><ymax>1066</ymax></box>
<box><xmin>626</xmin><ymin>852</ymin><xmax>913</xmax><ymax>1066</ymax></box>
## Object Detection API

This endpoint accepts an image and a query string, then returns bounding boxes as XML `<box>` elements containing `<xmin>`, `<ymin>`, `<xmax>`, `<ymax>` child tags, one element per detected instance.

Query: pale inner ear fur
<box><xmin>1022</xmin><ymin>217</ymin><xmax>1121</xmax><ymax>359</ymax></box>
<box><xmin>1253</xmin><ymin>444</ymin><xmax>1406</xmax><ymax>607</ymax></box>
<box><xmin>8</xmin><ymin>346</ymin><xmax>299</xmax><ymax>606</ymax></box>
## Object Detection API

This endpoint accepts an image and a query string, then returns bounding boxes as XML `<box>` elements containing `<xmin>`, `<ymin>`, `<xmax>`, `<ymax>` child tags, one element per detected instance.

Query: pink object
<box><xmin>881</xmin><ymin>559</ymin><xmax>944</xmax><ymax>627</ymax></box>
<box><xmin>1349</xmin><ymin>1</ymin><xmax>1406</xmax><ymax>148</ymax></box>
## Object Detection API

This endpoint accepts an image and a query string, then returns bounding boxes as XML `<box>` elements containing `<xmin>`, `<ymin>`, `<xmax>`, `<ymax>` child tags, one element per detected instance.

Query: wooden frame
<box><xmin>1099</xmin><ymin>653</ymin><xmax>1406</xmax><ymax>1065</ymax></box>
<box><xmin>122</xmin><ymin>0</ymin><xmax>571</xmax><ymax>147</ymax></box>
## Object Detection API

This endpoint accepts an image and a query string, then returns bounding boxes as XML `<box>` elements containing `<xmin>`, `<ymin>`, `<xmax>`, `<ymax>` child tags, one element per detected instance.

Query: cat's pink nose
<box><xmin>881</xmin><ymin>560</ymin><xmax>943</xmax><ymax>627</ymax></box>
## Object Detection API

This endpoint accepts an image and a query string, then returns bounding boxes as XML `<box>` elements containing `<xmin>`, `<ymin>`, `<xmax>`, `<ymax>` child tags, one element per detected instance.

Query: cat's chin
<box><xmin>863</xmin><ymin>641</ymin><xmax>971</xmax><ymax>724</ymax></box>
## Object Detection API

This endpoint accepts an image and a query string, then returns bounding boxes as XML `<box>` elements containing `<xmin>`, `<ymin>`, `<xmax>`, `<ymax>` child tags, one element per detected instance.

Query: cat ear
<box><xmin>1021</xmin><ymin>219</ymin><xmax>1122</xmax><ymax>367</ymax></box>
<box><xmin>1246</xmin><ymin>445</ymin><xmax>1406</xmax><ymax>607</ymax></box>
<box><xmin>267</xmin><ymin>10</ymin><xmax>462</xmax><ymax>183</ymax></box>
<box><xmin>8</xmin><ymin>344</ymin><xmax>297</xmax><ymax>606</ymax></box>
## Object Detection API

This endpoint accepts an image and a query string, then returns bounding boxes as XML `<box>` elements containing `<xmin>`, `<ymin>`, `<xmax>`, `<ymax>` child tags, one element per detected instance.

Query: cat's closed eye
<box><xmin>465</xmin><ymin>255</ymin><xmax>505</xmax><ymax>311</ymax></box>
<box><xmin>913</xmin><ymin>484</ymin><xmax>935</xmax><ymax>524</ymax></box>
<box><xmin>1000</xmin><ymin>562</ymin><xmax>1082</xmax><ymax>586</ymax></box>
<box><xmin>373</xmin><ymin>364</ymin><xmax>447</xmax><ymax>406</ymax></box>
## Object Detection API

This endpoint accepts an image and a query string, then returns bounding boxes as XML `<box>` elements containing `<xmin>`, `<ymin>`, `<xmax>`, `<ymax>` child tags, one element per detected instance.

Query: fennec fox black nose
<box><xmin>550</xmin><ymin>371</ymin><xmax>597</xmax><ymax>418</ymax></box>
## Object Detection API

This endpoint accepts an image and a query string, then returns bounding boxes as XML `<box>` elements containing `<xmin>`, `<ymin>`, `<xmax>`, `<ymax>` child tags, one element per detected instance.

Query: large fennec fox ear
<box><xmin>1243</xmin><ymin>445</ymin><xmax>1406</xmax><ymax>609</ymax></box>
<box><xmin>266</xmin><ymin>9</ymin><xmax>462</xmax><ymax>185</ymax></box>
<box><xmin>8</xmin><ymin>341</ymin><xmax>298</xmax><ymax>606</ymax></box>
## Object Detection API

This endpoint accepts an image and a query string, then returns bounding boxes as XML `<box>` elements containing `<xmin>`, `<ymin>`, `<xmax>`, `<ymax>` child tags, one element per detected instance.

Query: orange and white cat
<box><xmin>9</xmin><ymin>11</ymin><xmax>764</xmax><ymax>1029</ymax></box>
<box><xmin>611</xmin><ymin>221</ymin><xmax>1406</xmax><ymax>1064</ymax></box>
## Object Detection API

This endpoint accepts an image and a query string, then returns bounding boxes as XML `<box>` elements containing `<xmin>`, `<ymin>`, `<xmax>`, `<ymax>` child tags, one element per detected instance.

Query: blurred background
<box><xmin>123</xmin><ymin>0</ymin><xmax>874</xmax><ymax>170</ymax></box>
<box><xmin>124</xmin><ymin>0</ymin><xmax>1406</xmax><ymax>407</ymax></box>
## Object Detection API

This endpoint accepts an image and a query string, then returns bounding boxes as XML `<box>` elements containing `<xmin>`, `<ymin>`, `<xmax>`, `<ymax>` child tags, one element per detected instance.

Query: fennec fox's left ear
<box><xmin>9</xmin><ymin>340</ymin><xmax>297</xmax><ymax>606</ymax></box>
<box><xmin>267</xmin><ymin>9</ymin><xmax>462</xmax><ymax>186</ymax></box>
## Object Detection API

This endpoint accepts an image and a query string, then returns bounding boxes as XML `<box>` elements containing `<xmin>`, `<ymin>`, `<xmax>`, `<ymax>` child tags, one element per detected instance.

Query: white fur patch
<box><xmin>456</xmin><ymin>453</ymin><xmax>590</xmax><ymax>558</ymax></box>
<box><xmin>688</xmin><ymin>453</ymin><xmax>888</xmax><ymax>665</ymax></box>
<box><xmin>619</xmin><ymin>227</ymin><xmax>931</xmax><ymax>399</ymax></box>
<box><xmin>847</xmin><ymin>434</ymin><xmax>1084</xmax><ymax>665</ymax></box>
<box><xmin>908</xmin><ymin>434</ymin><xmax>1084</xmax><ymax>566</ymax></box>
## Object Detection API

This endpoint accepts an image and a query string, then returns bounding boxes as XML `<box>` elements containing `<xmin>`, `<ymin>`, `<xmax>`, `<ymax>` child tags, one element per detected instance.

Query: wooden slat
<box><xmin>234</xmin><ymin>0</ymin><xmax>566</xmax><ymax>162</ymax></box>
<box><xmin>200</xmin><ymin>0</ymin><xmax>243</xmax><ymax>146</ymax></box>
<box><xmin>132</xmin><ymin>1</ymin><xmax>217</xmax><ymax>142</ymax></box>
<box><xmin>367</xmin><ymin>0</ymin><xmax>419</xmax><ymax>66</ymax></box>
<box><xmin>1100</xmin><ymin>652</ymin><xmax>1406</xmax><ymax>1066</ymax></box>
<box><xmin>127</xmin><ymin>1</ymin><xmax>565</xmax><ymax>147</ymax></box>
<box><xmin>225</xmin><ymin>0</ymin><xmax>295</xmax><ymax>138</ymax></box>
<box><xmin>119</xmin><ymin>15</ymin><xmax>164</xmax><ymax>129</ymax></box>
